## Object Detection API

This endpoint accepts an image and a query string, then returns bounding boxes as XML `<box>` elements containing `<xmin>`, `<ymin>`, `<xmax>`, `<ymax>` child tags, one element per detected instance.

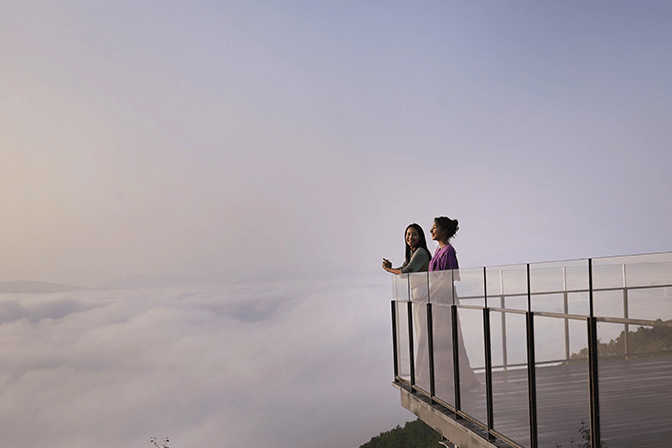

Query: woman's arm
<box><xmin>400</xmin><ymin>248</ymin><xmax>430</xmax><ymax>273</ymax></box>
<box><xmin>382</xmin><ymin>258</ymin><xmax>403</xmax><ymax>275</ymax></box>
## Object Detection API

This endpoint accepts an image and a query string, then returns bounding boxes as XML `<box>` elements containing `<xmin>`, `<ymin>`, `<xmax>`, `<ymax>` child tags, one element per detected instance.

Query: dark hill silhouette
<box><xmin>359</xmin><ymin>419</ymin><xmax>441</xmax><ymax>448</ymax></box>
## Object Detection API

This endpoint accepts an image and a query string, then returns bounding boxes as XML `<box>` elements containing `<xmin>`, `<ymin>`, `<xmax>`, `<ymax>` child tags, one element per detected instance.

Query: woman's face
<box><xmin>430</xmin><ymin>222</ymin><xmax>443</xmax><ymax>241</ymax></box>
<box><xmin>406</xmin><ymin>227</ymin><xmax>420</xmax><ymax>249</ymax></box>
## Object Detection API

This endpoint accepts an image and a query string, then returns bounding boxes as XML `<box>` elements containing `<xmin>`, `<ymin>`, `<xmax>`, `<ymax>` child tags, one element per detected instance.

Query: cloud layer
<box><xmin>0</xmin><ymin>277</ymin><xmax>409</xmax><ymax>448</ymax></box>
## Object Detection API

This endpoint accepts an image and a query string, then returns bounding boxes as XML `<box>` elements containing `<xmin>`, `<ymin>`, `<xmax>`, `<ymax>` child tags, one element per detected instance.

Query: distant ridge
<box><xmin>0</xmin><ymin>281</ymin><xmax>85</xmax><ymax>294</ymax></box>
<box><xmin>97</xmin><ymin>274</ymin><xmax>224</xmax><ymax>290</ymax></box>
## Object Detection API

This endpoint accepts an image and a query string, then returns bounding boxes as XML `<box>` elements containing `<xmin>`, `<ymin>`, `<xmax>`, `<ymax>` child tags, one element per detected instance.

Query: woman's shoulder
<box><xmin>436</xmin><ymin>244</ymin><xmax>454</xmax><ymax>254</ymax></box>
<box><xmin>415</xmin><ymin>247</ymin><xmax>431</xmax><ymax>257</ymax></box>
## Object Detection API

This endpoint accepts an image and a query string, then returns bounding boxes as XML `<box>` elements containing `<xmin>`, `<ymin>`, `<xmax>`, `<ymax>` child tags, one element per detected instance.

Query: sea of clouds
<box><xmin>0</xmin><ymin>276</ymin><xmax>411</xmax><ymax>448</ymax></box>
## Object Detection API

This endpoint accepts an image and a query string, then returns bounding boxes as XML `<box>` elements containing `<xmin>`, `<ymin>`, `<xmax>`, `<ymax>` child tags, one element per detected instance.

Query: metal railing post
<box><xmin>427</xmin><ymin>302</ymin><xmax>436</xmax><ymax>398</ymax></box>
<box><xmin>622</xmin><ymin>263</ymin><xmax>630</xmax><ymax>359</ymax></box>
<box><xmin>484</xmin><ymin>308</ymin><xmax>494</xmax><ymax>438</ymax></box>
<box><xmin>563</xmin><ymin>266</ymin><xmax>571</xmax><ymax>361</ymax></box>
<box><xmin>407</xmin><ymin>300</ymin><xmax>415</xmax><ymax>388</ymax></box>
<box><xmin>526</xmin><ymin>311</ymin><xmax>538</xmax><ymax>448</ymax></box>
<box><xmin>483</xmin><ymin>266</ymin><xmax>494</xmax><ymax>437</ymax></box>
<box><xmin>588</xmin><ymin>259</ymin><xmax>602</xmax><ymax>448</ymax></box>
<box><xmin>391</xmin><ymin>301</ymin><xmax>399</xmax><ymax>379</ymax></box>
<box><xmin>500</xmin><ymin>269</ymin><xmax>508</xmax><ymax>370</ymax></box>
<box><xmin>452</xmin><ymin>303</ymin><xmax>461</xmax><ymax>412</ymax></box>
<box><xmin>526</xmin><ymin>263</ymin><xmax>538</xmax><ymax>447</ymax></box>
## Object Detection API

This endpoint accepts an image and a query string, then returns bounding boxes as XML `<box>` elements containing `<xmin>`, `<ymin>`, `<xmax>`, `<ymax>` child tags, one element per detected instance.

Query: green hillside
<box><xmin>358</xmin><ymin>419</ymin><xmax>442</xmax><ymax>448</ymax></box>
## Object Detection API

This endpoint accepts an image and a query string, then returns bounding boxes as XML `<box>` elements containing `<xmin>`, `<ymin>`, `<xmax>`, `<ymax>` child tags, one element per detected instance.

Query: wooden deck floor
<box><xmin>418</xmin><ymin>355</ymin><xmax>672</xmax><ymax>448</ymax></box>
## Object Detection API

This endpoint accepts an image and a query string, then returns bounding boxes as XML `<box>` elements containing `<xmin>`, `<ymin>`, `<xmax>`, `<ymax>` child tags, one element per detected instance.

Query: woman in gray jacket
<box><xmin>382</xmin><ymin>223</ymin><xmax>431</xmax><ymax>274</ymax></box>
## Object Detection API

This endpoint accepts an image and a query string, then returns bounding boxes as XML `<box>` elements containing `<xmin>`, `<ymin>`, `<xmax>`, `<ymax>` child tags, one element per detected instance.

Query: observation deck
<box><xmin>390</xmin><ymin>252</ymin><xmax>672</xmax><ymax>448</ymax></box>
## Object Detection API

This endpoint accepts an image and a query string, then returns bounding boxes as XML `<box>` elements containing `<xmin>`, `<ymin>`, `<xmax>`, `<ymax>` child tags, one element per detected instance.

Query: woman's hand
<box><xmin>382</xmin><ymin>258</ymin><xmax>401</xmax><ymax>275</ymax></box>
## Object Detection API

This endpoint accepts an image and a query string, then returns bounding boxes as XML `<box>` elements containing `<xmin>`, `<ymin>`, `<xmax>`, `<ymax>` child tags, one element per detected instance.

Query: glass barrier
<box><xmin>428</xmin><ymin>270</ymin><xmax>456</xmax><ymax>304</ymax></box>
<box><xmin>597</xmin><ymin>320</ymin><xmax>672</xmax><ymax>447</ymax></box>
<box><xmin>413</xmin><ymin>300</ymin><xmax>431</xmax><ymax>393</ymax></box>
<box><xmin>491</xmin><ymin>311</ymin><xmax>530</xmax><ymax>447</ymax></box>
<box><xmin>498</xmin><ymin>264</ymin><xmax>529</xmax><ymax>297</ymax></box>
<box><xmin>593</xmin><ymin>252</ymin><xmax>672</xmax><ymax>289</ymax></box>
<box><xmin>537</xmin><ymin>317</ymin><xmax>590</xmax><ymax>448</ymax></box>
<box><xmin>392</xmin><ymin>273</ymin><xmax>410</xmax><ymax>301</ymax></box>
<box><xmin>395</xmin><ymin>300</ymin><xmax>411</xmax><ymax>381</ymax></box>
<box><xmin>502</xmin><ymin>312</ymin><xmax>528</xmax><ymax>368</ymax></box>
<box><xmin>529</xmin><ymin>260</ymin><xmax>586</xmax><ymax>294</ymax></box>
<box><xmin>390</xmin><ymin>252</ymin><xmax>672</xmax><ymax>448</ymax></box>
<box><xmin>627</xmin><ymin>285</ymin><xmax>672</xmax><ymax>322</ymax></box>
<box><xmin>454</xmin><ymin>267</ymin><xmax>485</xmax><ymax>302</ymax></box>
<box><xmin>408</xmin><ymin>271</ymin><xmax>429</xmax><ymax>303</ymax></box>
<box><xmin>458</xmin><ymin>307</ymin><xmax>486</xmax><ymax>423</ymax></box>
<box><xmin>623</xmin><ymin>259</ymin><xmax>672</xmax><ymax>288</ymax></box>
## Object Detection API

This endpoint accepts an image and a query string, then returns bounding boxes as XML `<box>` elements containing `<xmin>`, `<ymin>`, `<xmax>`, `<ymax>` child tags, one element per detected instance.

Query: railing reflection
<box><xmin>391</xmin><ymin>252</ymin><xmax>672</xmax><ymax>448</ymax></box>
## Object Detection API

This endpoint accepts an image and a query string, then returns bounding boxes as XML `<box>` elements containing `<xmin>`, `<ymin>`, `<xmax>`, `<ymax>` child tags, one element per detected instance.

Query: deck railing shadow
<box><xmin>391</xmin><ymin>252</ymin><xmax>672</xmax><ymax>448</ymax></box>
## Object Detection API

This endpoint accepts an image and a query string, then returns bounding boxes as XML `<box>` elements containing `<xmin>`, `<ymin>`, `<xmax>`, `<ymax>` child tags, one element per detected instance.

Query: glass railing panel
<box><xmin>627</xmin><ymin>286</ymin><xmax>672</xmax><ymax>322</ymax></box>
<box><xmin>566</xmin><ymin>262</ymin><xmax>590</xmax><ymax>292</ymax></box>
<box><xmin>534</xmin><ymin>315</ymin><xmax>568</xmax><ymax>363</ymax></box>
<box><xmin>498</xmin><ymin>264</ymin><xmax>528</xmax><ymax>296</ymax></box>
<box><xmin>486</xmin><ymin>266</ymin><xmax>505</xmax><ymax>297</ymax></box>
<box><xmin>592</xmin><ymin>262</ymin><xmax>626</xmax><ymax>290</ymax></box>
<box><xmin>428</xmin><ymin>270</ymin><xmax>456</xmax><ymax>304</ymax></box>
<box><xmin>395</xmin><ymin>300</ymin><xmax>411</xmax><ymax>381</ymax></box>
<box><xmin>624</xmin><ymin>259</ymin><xmax>672</xmax><ymax>288</ymax></box>
<box><xmin>528</xmin><ymin>259</ymin><xmax>587</xmax><ymax>293</ymax></box>
<box><xmin>409</xmin><ymin>271</ymin><xmax>429</xmax><ymax>303</ymax></box>
<box><xmin>530</xmin><ymin>292</ymin><xmax>565</xmax><ymax>314</ymax></box>
<box><xmin>486</xmin><ymin>294</ymin><xmax>505</xmax><ymax>308</ymax></box>
<box><xmin>502</xmin><ymin>312</ymin><xmax>528</xmax><ymax>368</ymax></box>
<box><xmin>529</xmin><ymin>262</ymin><xmax>567</xmax><ymax>294</ymax></box>
<box><xmin>537</xmin><ymin>317</ymin><xmax>590</xmax><ymax>448</ymax></box>
<box><xmin>568</xmin><ymin>318</ymin><xmax>591</xmax><ymax>361</ymax></box>
<box><xmin>593</xmin><ymin>289</ymin><xmax>626</xmax><ymax>319</ymax></box>
<box><xmin>567</xmin><ymin>291</ymin><xmax>590</xmax><ymax>317</ymax></box>
<box><xmin>597</xmin><ymin>321</ymin><xmax>672</xmax><ymax>447</ymax></box>
<box><xmin>457</xmin><ymin>307</ymin><xmax>487</xmax><ymax>424</ymax></box>
<box><xmin>594</xmin><ymin>252</ymin><xmax>672</xmax><ymax>287</ymax></box>
<box><xmin>454</xmin><ymin>267</ymin><xmax>485</xmax><ymax>302</ymax></box>
<box><xmin>491</xmin><ymin>309</ymin><xmax>530</xmax><ymax>448</ymax></box>
<box><xmin>392</xmin><ymin>274</ymin><xmax>410</xmax><ymax>301</ymax></box>
<box><xmin>431</xmin><ymin>302</ymin><xmax>456</xmax><ymax>406</ymax></box>
<box><xmin>413</xmin><ymin>301</ymin><xmax>431</xmax><ymax>393</ymax></box>
<box><xmin>489</xmin><ymin>309</ymin><xmax>505</xmax><ymax>368</ymax></box>
<box><xmin>502</xmin><ymin>294</ymin><xmax>529</xmax><ymax>312</ymax></box>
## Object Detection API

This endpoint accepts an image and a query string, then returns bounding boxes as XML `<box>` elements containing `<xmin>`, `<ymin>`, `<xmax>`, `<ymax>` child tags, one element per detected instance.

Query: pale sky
<box><xmin>1</xmin><ymin>2</ymin><xmax>671</xmax><ymax>447</ymax></box>
<box><xmin>0</xmin><ymin>1</ymin><xmax>672</xmax><ymax>286</ymax></box>
<box><xmin>2</xmin><ymin>1</ymin><xmax>670</xmax><ymax>287</ymax></box>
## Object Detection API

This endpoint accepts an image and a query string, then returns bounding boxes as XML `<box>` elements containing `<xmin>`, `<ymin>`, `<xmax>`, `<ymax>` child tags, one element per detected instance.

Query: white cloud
<box><xmin>0</xmin><ymin>277</ymin><xmax>410</xmax><ymax>448</ymax></box>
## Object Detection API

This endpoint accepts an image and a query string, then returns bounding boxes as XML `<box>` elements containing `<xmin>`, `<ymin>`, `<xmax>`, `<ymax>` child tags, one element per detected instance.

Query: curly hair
<box><xmin>434</xmin><ymin>216</ymin><xmax>459</xmax><ymax>240</ymax></box>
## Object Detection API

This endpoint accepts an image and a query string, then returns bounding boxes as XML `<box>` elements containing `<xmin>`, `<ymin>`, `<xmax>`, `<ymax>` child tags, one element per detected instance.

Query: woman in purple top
<box><xmin>427</xmin><ymin>215</ymin><xmax>480</xmax><ymax>390</ymax></box>
<box><xmin>429</xmin><ymin>216</ymin><xmax>459</xmax><ymax>271</ymax></box>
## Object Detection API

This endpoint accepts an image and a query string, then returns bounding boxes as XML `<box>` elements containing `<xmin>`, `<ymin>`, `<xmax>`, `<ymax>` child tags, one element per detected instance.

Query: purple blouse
<box><xmin>429</xmin><ymin>244</ymin><xmax>459</xmax><ymax>271</ymax></box>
